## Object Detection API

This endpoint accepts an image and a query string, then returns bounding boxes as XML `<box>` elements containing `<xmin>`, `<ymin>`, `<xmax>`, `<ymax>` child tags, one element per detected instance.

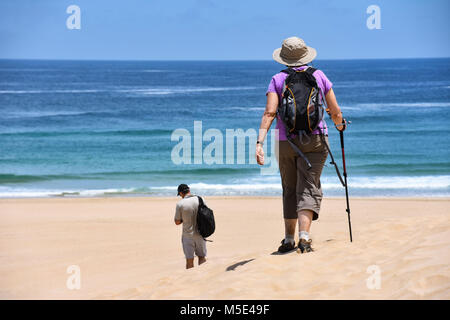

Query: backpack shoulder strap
<box><xmin>197</xmin><ymin>196</ymin><xmax>204</xmax><ymax>207</ymax></box>
<box><xmin>280</xmin><ymin>68</ymin><xmax>296</xmax><ymax>94</ymax></box>
<box><xmin>305</xmin><ymin>67</ymin><xmax>317</xmax><ymax>75</ymax></box>
<box><xmin>281</xmin><ymin>68</ymin><xmax>296</xmax><ymax>76</ymax></box>
<box><xmin>304</xmin><ymin>67</ymin><xmax>319</xmax><ymax>87</ymax></box>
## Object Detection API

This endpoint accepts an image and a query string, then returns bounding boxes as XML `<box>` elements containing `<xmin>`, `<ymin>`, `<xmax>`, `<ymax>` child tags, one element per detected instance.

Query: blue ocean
<box><xmin>0</xmin><ymin>59</ymin><xmax>449</xmax><ymax>198</ymax></box>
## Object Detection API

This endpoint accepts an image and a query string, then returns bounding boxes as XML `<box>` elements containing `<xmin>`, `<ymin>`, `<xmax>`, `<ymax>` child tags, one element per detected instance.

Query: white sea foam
<box><xmin>172</xmin><ymin>182</ymin><xmax>282</xmax><ymax>191</ymax></box>
<box><xmin>155</xmin><ymin>176</ymin><xmax>450</xmax><ymax>193</ymax></box>
<box><xmin>0</xmin><ymin>187</ymin><xmax>135</xmax><ymax>198</ymax></box>
<box><xmin>140</xmin><ymin>69</ymin><xmax>167</xmax><ymax>73</ymax></box>
<box><xmin>228</xmin><ymin>107</ymin><xmax>265</xmax><ymax>111</ymax></box>
<box><xmin>323</xmin><ymin>175</ymin><xmax>450</xmax><ymax>189</ymax></box>
<box><xmin>0</xmin><ymin>176</ymin><xmax>448</xmax><ymax>198</ymax></box>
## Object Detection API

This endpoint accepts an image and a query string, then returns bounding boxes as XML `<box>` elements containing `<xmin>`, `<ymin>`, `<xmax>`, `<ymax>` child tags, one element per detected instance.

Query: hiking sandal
<box><xmin>297</xmin><ymin>238</ymin><xmax>314</xmax><ymax>253</ymax></box>
<box><xmin>277</xmin><ymin>239</ymin><xmax>296</xmax><ymax>253</ymax></box>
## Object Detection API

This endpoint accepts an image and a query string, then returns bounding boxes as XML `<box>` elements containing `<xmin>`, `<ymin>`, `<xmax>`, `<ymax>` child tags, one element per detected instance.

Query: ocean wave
<box><xmin>2</xmin><ymin>110</ymin><xmax>111</xmax><ymax>119</ymax></box>
<box><xmin>0</xmin><ymin>173</ymin><xmax>87</xmax><ymax>183</ymax></box>
<box><xmin>333</xmin><ymin>80</ymin><xmax>449</xmax><ymax>88</ymax></box>
<box><xmin>118</xmin><ymin>69</ymin><xmax>169</xmax><ymax>73</ymax></box>
<box><xmin>96</xmin><ymin>167</ymin><xmax>259</xmax><ymax>177</ymax></box>
<box><xmin>0</xmin><ymin>175</ymin><xmax>448</xmax><ymax>198</ymax></box>
<box><xmin>323</xmin><ymin>175</ymin><xmax>450</xmax><ymax>189</ymax></box>
<box><xmin>119</xmin><ymin>86</ymin><xmax>261</xmax><ymax>95</ymax></box>
<box><xmin>0</xmin><ymin>168</ymin><xmax>260</xmax><ymax>183</ymax></box>
<box><xmin>339</xmin><ymin>106</ymin><xmax>362</xmax><ymax>110</ymax></box>
<box><xmin>0</xmin><ymin>129</ymin><xmax>174</xmax><ymax>137</ymax></box>
<box><xmin>225</xmin><ymin>102</ymin><xmax>450</xmax><ymax>112</ymax></box>
<box><xmin>152</xmin><ymin>175</ymin><xmax>450</xmax><ymax>192</ymax></box>
<box><xmin>228</xmin><ymin>107</ymin><xmax>265</xmax><ymax>111</ymax></box>
<box><xmin>356</xmin><ymin>102</ymin><xmax>450</xmax><ymax>108</ymax></box>
<box><xmin>0</xmin><ymin>187</ymin><xmax>136</xmax><ymax>198</ymax></box>
<box><xmin>0</xmin><ymin>89</ymin><xmax>101</xmax><ymax>94</ymax></box>
<box><xmin>0</xmin><ymin>68</ymin><xmax>59</xmax><ymax>72</ymax></box>
<box><xmin>152</xmin><ymin>182</ymin><xmax>282</xmax><ymax>191</ymax></box>
<box><xmin>342</xmin><ymin>163</ymin><xmax>450</xmax><ymax>175</ymax></box>
<box><xmin>0</xmin><ymin>86</ymin><xmax>261</xmax><ymax>95</ymax></box>
<box><xmin>140</xmin><ymin>69</ymin><xmax>167</xmax><ymax>73</ymax></box>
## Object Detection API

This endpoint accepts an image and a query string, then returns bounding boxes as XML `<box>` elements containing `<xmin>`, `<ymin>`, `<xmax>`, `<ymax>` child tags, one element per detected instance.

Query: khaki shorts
<box><xmin>182</xmin><ymin>234</ymin><xmax>207</xmax><ymax>259</ymax></box>
<box><xmin>278</xmin><ymin>134</ymin><xmax>329</xmax><ymax>220</ymax></box>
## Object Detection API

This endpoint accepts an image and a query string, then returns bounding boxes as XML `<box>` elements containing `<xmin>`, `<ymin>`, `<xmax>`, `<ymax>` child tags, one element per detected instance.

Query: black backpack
<box><xmin>196</xmin><ymin>196</ymin><xmax>215</xmax><ymax>240</ymax></box>
<box><xmin>276</xmin><ymin>67</ymin><xmax>346</xmax><ymax>187</ymax></box>
<box><xmin>277</xmin><ymin>67</ymin><xmax>325</xmax><ymax>170</ymax></box>
<box><xmin>278</xmin><ymin>67</ymin><xmax>324</xmax><ymax>135</ymax></box>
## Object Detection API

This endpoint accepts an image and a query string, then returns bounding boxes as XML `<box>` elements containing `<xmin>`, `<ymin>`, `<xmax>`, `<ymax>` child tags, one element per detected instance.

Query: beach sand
<box><xmin>0</xmin><ymin>197</ymin><xmax>449</xmax><ymax>300</ymax></box>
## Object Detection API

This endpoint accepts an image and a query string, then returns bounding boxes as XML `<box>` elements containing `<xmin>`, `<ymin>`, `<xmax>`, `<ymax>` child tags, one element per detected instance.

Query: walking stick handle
<box><xmin>338</xmin><ymin>118</ymin><xmax>347</xmax><ymax>148</ymax></box>
<box><xmin>339</xmin><ymin>126</ymin><xmax>352</xmax><ymax>242</ymax></box>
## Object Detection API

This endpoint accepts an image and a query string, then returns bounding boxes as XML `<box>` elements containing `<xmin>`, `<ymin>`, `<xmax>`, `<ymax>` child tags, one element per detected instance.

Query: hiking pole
<box><xmin>323</xmin><ymin>93</ymin><xmax>353</xmax><ymax>241</ymax></box>
<box><xmin>339</xmin><ymin>124</ymin><xmax>353</xmax><ymax>242</ymax></box>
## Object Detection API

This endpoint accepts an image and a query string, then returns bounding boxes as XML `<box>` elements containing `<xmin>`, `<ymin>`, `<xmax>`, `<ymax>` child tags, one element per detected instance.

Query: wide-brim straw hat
<box><xmin>272</xmin><ymin>37</ymin><xmax>317</xmax><ymax>66</ymax></box>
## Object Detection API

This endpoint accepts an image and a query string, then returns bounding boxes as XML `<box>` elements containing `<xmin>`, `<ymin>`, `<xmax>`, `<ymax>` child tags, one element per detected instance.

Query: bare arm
<box><xmin>174</xmin><ymin>204</ymin><xmax>182</xmax><ymax>225</ymax></box>
<box><xmin>256</xmin><ymin>92</ymin><xmax>279</xmax><ymax>165</ymax></box>
<box><xmin>325</xmin><ymin>88</ymin><xmax>345</xmax><ymax>130</ymax></box>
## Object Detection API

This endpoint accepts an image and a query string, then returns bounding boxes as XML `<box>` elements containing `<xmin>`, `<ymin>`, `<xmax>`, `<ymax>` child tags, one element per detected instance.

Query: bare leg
<box><xmin>198</xmin><ymin>256</ymin><xmax>206</xmax><ymax>265</ymax></box>
<box><xmin>297</xmin><ymin>210</ymin><xmax>314</xmax><ymax>253</ymax></box>
<box><xmin>186</xmin><ymin>258</ymin><xmax>194</xmax><ymax>269</ymax></box>
<box><xmin>277</xmin><ymin>218</ymin><xmax>298</xmax><ymax>252</ymax></box>
<box><xmin>298</xmin><ymin>210</ymin><xmax>313</xmax><ymax>233</ymax></box>
<box><xmin>284</xmin><ymin>218</ymin><xmax>297</xmax><ymax>238</ymax></box>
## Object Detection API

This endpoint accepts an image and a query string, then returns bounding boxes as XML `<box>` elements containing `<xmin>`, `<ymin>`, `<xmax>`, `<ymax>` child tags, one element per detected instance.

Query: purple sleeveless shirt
<box><xmin>266</xmin><ymin>66</ymin><xmax>333</xmax><ymax>140</ymax></box>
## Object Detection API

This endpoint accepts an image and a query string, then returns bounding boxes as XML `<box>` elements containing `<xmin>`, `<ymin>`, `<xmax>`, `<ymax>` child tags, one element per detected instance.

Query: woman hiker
<box><xmin>256</xmin><ymin>36</ymin><xmax>346</xmax><ymax>253</ymax></box>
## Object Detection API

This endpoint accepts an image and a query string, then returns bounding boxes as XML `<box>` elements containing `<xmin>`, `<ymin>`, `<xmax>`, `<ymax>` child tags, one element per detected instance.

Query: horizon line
<box><xmin>0</xmin><ymin>56</ymin><xmax>449</xmax><ymax>62</ymax></box>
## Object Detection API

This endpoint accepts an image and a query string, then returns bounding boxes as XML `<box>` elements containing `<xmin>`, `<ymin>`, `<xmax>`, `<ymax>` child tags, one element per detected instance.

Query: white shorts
<box><xmin>182</xmin><ymin>235</ymin><xmax>207</xmax><ymax>259</ymax></box>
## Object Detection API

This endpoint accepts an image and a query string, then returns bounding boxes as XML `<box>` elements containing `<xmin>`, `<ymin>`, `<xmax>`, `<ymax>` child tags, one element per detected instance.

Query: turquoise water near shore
<box><xmin>0</xmin><ymin>59</ymin><xmax>449</xmax><ymax>197</ymax></box>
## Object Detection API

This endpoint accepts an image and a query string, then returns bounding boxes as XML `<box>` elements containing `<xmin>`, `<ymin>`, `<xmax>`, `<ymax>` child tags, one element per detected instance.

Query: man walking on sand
<box><xmin>174</xmin><ymin>184</ymin><xmax>207</xmax><ymax>269</ymax></box>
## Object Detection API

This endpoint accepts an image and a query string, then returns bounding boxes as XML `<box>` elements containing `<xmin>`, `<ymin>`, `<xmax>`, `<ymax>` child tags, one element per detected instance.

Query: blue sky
<box><xmin>0</xmin><ymin>0</ymin><xmax>449</xmax><ymax>60</ymax></box>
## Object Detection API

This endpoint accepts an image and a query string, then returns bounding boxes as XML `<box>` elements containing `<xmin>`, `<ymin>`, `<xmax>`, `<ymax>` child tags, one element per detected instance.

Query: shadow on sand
<box><xmin>270</xmin><ymin>249</ymin><xmax>298</xmax><ymax>255</ymax></box>
<box><xmin>226</xmin><ymin>259</ymin><xmax>255</xmax><ymax>271</ymax></box>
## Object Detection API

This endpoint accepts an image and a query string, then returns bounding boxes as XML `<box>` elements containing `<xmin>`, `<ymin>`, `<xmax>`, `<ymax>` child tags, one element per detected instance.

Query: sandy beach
<box><xmin>0</xmin><ymin>196</ymin><xmax>449</xmax><ymax>300</ymax></box>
